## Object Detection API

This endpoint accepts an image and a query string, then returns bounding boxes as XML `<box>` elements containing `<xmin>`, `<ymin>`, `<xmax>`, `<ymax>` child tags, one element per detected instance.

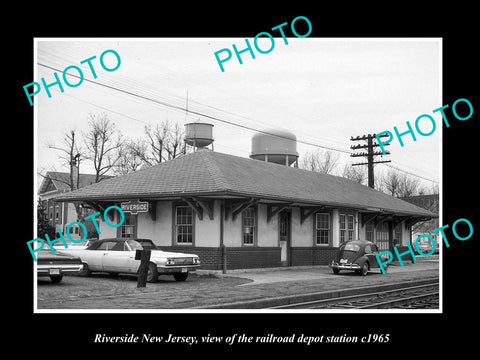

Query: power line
<box><xmin>36</xmin><ymin>62</ymin><xmax>439</xmax><ymax>184</ymax></box>
<box><xmin>350</xmin><ymin>134</ymin><xmax>391</xmax><ymax>188</ymax></box>
<box><xmin>37</xmin><ymin>62</ymin><xmax>352</xmax><ymax>154</ymax></box>
<box><xmin>382</xmin><ymin>163</ymin><xmax>439</xmax><ymax>184</ymax></box>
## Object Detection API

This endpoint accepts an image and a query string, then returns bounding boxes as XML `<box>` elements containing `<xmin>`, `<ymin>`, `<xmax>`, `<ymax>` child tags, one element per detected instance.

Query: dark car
<box><xmin>135</xmin><ymin>238</ymin><xmax>159</xmax><ymax>250</ymax></box>
<box><xmin>37</xmin><ymin>249</ymin><xmax>83</xmax><ymax>283</ymax></box>
<box><xmin>329</xmin><ymin>240</ymin><xmax>390</xmax><ymax>276</ymax></box>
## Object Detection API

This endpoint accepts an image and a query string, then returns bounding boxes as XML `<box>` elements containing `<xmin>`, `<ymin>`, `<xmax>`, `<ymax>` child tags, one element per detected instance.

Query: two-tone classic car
<box><xmin>59</xmin><ymin>238</ymin><xmax>200</xmax><ymax>282</ymax></box>
<box><xmin>329</xmin><ymin>240</ymin><xmax>390</xmax><ymax>276</ymax></box>
<box><xmin>37</xmin><ymin>249</ymin><xmax>83</xmax><ymax>283</ymax></box>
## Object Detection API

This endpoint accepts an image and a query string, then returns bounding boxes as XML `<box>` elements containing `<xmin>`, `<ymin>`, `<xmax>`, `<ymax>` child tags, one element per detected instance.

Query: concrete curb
<box><xmin>195</xmin><ymin>265</ymin><xmax>329</xmax><ymax>277</ymax></box>
<box><xmin>195</xmin><ymin>258</ymin><xmax>438</xmax><ymax>277</ymax></box>
<box><xmin>193</xmin><ymin>277</ymin><xmax>439</xmax><ymax>309</ymax></box>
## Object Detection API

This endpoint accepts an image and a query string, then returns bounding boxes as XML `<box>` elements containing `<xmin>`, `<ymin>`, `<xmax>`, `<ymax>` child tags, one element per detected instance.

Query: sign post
<box><xmin>135</xmin><ymin>249</ymin><xmax>151</xmax><ymax>288</ymax></box>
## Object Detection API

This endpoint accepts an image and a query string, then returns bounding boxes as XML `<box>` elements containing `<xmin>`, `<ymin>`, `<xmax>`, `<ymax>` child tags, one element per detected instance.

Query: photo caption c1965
<box><xmin>93</xmin><ymin>333</ymin><xmax>390</xmax><ymax>345</ymax></box>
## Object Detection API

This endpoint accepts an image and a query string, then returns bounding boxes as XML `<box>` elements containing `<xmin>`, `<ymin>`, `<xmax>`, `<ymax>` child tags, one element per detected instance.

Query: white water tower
<box><xmin>250</xmin><ymin>128</ymin><xmax>299</xmax><ymax>167</ymax></box>
<box><xmin>184</xmin><ymin>122</ymin><xmax>214</xmax><ymax>151</ymax></box>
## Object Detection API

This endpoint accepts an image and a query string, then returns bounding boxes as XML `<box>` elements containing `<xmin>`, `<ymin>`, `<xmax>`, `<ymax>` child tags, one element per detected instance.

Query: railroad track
<box><xmin>269</xmin><ymin>283</ymin><xmax>439</xmax><ymax>310</ymax></box>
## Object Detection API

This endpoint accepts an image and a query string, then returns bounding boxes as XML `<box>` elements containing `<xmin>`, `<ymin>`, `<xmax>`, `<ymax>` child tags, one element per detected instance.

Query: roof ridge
<box><xmin>52</xmin><ymin>150</ymin><xmax>435</xmax><ymax>218</ymax></box>
<box><xmin>199</xmin><ymin>151</ymin><xmax>231</xmax><ymax>191</ymax></box>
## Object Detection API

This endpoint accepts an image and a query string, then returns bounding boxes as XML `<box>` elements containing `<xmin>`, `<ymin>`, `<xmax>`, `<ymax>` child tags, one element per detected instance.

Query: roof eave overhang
<box><xmin>54</xmin><ymin>190</ymin><xmax>435</xmax><ymax>218</ymax></box>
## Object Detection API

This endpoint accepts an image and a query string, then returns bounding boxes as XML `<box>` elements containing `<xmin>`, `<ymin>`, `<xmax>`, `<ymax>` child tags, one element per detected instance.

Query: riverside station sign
<box><xmin>120</xmin><ymin>200</ymin><xmax>149</xmax><ymax>214</ymax></box>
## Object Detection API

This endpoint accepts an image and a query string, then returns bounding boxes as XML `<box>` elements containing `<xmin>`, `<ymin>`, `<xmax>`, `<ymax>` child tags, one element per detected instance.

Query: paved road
<box><xmin>36</xmin><ymin>258</ymin><xmax>439</xmax><ymax>310</ymax></box>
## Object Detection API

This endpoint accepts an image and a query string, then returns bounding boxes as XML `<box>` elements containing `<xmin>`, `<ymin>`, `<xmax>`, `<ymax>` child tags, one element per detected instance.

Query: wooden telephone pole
<box><xmin>350</xmin><ymin>134</ymin><xmax>391</xmax><ymax>188</ymax></box>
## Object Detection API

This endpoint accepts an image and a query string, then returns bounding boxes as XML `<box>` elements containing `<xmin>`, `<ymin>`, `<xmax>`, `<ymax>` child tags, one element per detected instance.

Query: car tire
<box><xmin>332</xmin><ymin>268</ymin><xmax>340</xmax><ymax>275</ymax></box>
<box><xmin>78</xmin><ymin>263</ymin><xmax>91</xmax><ymax>277</ymax></box>
<box><xmin>381</xmin><ymin>264</ymin><xmax>389</xmax><ymax>274</ymax></box>
<box><xmin>360</xmin><ymin>262</ymin><xmax>369</xmax><ymax>276</ymax></box>
<box><xmin>50</xmin><ymin>275</ymin><xmax>63</xmax><ymax>283</ymax></box>
<box><xmin>146</xmin><ymin>262</ymin><xmax>158</xmax><ymax>283</ymax></box>
<box><xmin>173</xmin><ymin>273</ymin><xmax>189</xmax><ymax>282</ymax></box>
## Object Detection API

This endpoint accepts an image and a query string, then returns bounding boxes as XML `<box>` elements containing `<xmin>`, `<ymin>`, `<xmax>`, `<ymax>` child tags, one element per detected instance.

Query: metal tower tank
<box><xmin>250</xmin><ymin>128</ymin><xmax>299</xmax><ymax>166</ymax></box>
<box><xmin>184</xmin><ymin>122</ymin><xmax>214</xmax><ymax>150</ymax></box>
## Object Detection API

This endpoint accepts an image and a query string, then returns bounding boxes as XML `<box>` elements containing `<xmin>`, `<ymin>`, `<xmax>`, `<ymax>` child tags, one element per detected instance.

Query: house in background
<box><xmin>54</xmin><ymin>125</ymin><xmax>436</xmax><ymax>270</ymax></box>
<box><xmin>400</xmin><ymin>194</ymin><xmax>440</xmax><ymax>248</ymax></box>
<box><xmin>37</xmin><ymin>171</ymin><xmax>110</xmax><ymax>240</ymax></box>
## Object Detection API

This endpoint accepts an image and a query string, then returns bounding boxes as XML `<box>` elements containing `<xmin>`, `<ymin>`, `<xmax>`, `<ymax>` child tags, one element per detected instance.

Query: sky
<box><xmin>34</xmin><ymin>38</ymin><xmax>441</xmax><ymax>191</ymax></box>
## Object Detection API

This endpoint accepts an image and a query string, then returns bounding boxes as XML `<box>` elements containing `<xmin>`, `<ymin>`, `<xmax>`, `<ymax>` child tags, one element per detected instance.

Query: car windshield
<box><xmin>126</xmin><ymin>240</ymin><xmax>143</xmax><ymax>250</ymax></box>
<box><xmin>138</xmin><ymin>239</ymin><xmax>156</xmax><ymax>249</ymax></box>
<box><xmin>342</xmin><ymin>243</ymin><xmax>360</xmax><ymax>252</ymax></box>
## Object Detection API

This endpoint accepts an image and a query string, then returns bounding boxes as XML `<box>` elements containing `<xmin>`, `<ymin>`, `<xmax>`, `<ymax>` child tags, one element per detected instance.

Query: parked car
<box><xmin>329</xmin><ymin>240</ymin><xmax>390</xmax><ymax>276</ymax></box>
<box><xmin>53</xmin><ymin>238</ymin><xmax>98</xmax><ymax>250</ymax></box>
<box><xmin>412</xmin><ymin>237</ymin><xmax>437</xmax><ymax>255</ymax></box>
<box><xmin>59</xmin><ymin>238</ymin><xmax>200</xmax><ymax>282</ymax></box>
<box><xmin>37</xmin><ymin>249</ymin><xmax>83</xmax><ymax>283</ymax></box>
<box><xmin>135</xmin><ymin>238</ymin><xmax>158</xmax><ymax>250</ymax></box>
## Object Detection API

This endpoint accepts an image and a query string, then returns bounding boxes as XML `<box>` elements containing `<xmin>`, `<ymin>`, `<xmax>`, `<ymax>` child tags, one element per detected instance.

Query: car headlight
<box><xmin>166</xmin><ymin>258</ymin><xmax>175</xmax><ymax>265</ymax></box>
<box><xmin>193</xmin><ymin>258</ymin><xmax>200</xmax><ymax>264</ymax></box>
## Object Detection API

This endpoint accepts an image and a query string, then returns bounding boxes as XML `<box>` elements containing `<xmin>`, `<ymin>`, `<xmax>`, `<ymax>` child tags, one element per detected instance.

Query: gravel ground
<box><xmin>36</xmin><ymin>259</ymin><xmax>439</xmax><ymax>310</ymax></box>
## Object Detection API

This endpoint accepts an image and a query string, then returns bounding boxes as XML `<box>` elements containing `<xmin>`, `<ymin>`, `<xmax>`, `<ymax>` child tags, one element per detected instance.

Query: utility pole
<box><xmin>350</xmin><ymin>134</ymin><xmax>391</xmax><ymax>189</ymax></box>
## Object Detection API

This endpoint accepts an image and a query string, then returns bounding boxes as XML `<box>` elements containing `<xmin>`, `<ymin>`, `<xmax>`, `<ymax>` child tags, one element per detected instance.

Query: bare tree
<box><xmin>381</xmin><ymin>169</ymin><xmax>402</xmax><ymax>196</ymax></box>
<box><xmin>83</xmin><ymin>113</ymin><xmax>123</xmax><ymax>182</ymax></box>
<box><xmin>429</xmin><ymin>182</ymin><xmax>439</xmax><ymax>195</ymax></box>
<box><xmin>397</xmin><ymin>173</ymin><xmax>420</xmax><ymax>198</ymax></box>
<box><xmin>143</xmin><ymin>123</ymin><xmax>168</xmax><ymax>165</ymax></box>
<box><xmin>45</xmin><ymin>129</ymin><xmax>82</xmax><ymax>191</ymax></box>
<box><xmin>300</xmin><ymin>149</ymin><xmax>339</xmax><ymax>174</ymax></box>
<box><xmin>163</xmin><ymin>121</ymin><xmax>185</xmax><ymax>160</ymax></box>
<box><xmin>113</xmin><ymin>140</ymin><xmax>145</xmax><ymax>175</ymax></box>
<box><xmin>342</xmin><ymin>163</ymin><xmax>366</xmax><ymax>184</ymax></box>
<box><xmin>43</xmin><ymin>129</ymin><xmax>83</xmax><ymax>221</ymax></box>
<box><xmin>115</xmin><ymin>121</ymin><xmax>185</xmax><ymax>174</ymax></box>
<box><xmin>142</xmin><ymin>121</ymin><xmax>186</xmax><ymax>164</ymax></box>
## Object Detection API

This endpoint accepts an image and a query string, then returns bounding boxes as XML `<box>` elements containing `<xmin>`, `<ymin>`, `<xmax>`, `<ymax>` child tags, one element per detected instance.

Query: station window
<box><xmin>119</xmin><ymin>213</ymin><xmax>137</xmax><ymax>238</ymax></box>
<box><xmin>366</xmin><ymin>222</ymin><xmax>374</xmax><ymax>242</ymax></box>
<box><xmin>242</xmin><ymin>207</ymin><xmax>256</xmax><ymax>245</ymax></box>
<box><xmin>315</xmin><ymin>213</ymin><xmax>330</xmax><ymax>245</ymax></box>
<box><xmin>375</xmin><ymin>222</ymin><xmax>389</xmax><ymax>250</ymax></box>
<box><xmin>175</xmin><ymin>206</ymin><xmax>193</xmax><ymax>245</ymax></box>
<box><xmin>340</xmin><ymin>214</ymin><xmax>355</xmax><ymax>242</ymax></box>
<box><xmin>394</xmin><ymin>223</ymin><xmax>402</xmax><ymax>246</ymax></box>
<box><xmin>69</xmin><ymin>225</ymin><xmax>79</xmax><ymax>235</ymax></box>
<box><xmin>348</xmin><ymin>215</ymin><xmax>354</xmax><ymax>240</ymax></box>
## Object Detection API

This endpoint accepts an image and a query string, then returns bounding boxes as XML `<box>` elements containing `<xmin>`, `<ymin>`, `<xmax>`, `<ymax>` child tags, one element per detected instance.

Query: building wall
<box><xmin>291</xmin><ymin>207</ymin><xmax>312</xmax><ymax>247</ymax></box>
<box><xmin>93</xmin><ymin>199</ymin><xmax>414</xmax><ymax>270</ymax></box>
<box><xmin>98</xmin><ymin>216</ymin><xmax>116</xmax><ymax>238</ymax></box>
<box><xmin>257</xmin><ymin>204</ymin><xmax>279</xmax><ymax>247</ymax></box>
<box><xmin>195</xmin><ymin>200</ymin><xmax>220</xmax><ymax>247</ymax></box>
<box><xmin>147</xmin><ymin>201</ymin><xmax>172</xmax><ymax>246</ymax></box>
<box><xmin>332</xmin><ymin>209</ymin><xmax>340</xmax><ymax>246</ymax></box>
<box><xmin>223</xmin><ymin>205</ymin><xmax>240</xmax><ymax>247</ymax></box>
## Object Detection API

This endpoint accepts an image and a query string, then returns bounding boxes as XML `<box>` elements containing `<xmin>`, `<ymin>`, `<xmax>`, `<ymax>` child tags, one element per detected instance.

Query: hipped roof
<box><xmin>38</xmin><ymin>171</ymin><xmax>106</xmax><ymax>194</ymax></box>
<box><xmin>55</xmin><ymin>150</ymin><xmax>435</xmax><ymax>218</ymax></box>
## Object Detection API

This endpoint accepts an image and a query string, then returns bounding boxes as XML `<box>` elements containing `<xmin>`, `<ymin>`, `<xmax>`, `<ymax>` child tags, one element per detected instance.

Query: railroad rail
<box><xmin>269</xmin><ymin>283</ymin><xmax>439</xmax><ymax>309</ymax></box>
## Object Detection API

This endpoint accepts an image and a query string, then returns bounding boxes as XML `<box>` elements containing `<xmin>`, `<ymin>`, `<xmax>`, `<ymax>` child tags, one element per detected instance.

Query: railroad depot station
<box><xmin>50</xmin><ymin>123</ymin><xmax>436</xmax><ymax>271</ymax></box>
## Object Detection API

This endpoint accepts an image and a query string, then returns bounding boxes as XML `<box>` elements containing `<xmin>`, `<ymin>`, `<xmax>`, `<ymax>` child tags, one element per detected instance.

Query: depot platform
<box><xmin>193</xmin><ymin>256</ymin><xmax>440</xmax><ymax>309</ymax></box>
<box><xmin>196</xmin><ymin>255</ymin><xmax>439</xmax><ymax>286</ymax></box>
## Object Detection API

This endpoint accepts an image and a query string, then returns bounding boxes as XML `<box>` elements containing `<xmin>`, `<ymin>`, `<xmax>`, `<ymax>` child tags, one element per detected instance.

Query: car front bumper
<box><xmin>329</xmin><ymin>262</ymin><xmax>361</xmax><ymax>271</ymax></box>
<box><xmin>37</xmin><ymin>264</ymin><xmax>83</xmax><ymax>276</ymax></box>
<box><xmin>157</xmin><ymin>265</ymin><xmax>200</xmax><ymax>274</ymax></box>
